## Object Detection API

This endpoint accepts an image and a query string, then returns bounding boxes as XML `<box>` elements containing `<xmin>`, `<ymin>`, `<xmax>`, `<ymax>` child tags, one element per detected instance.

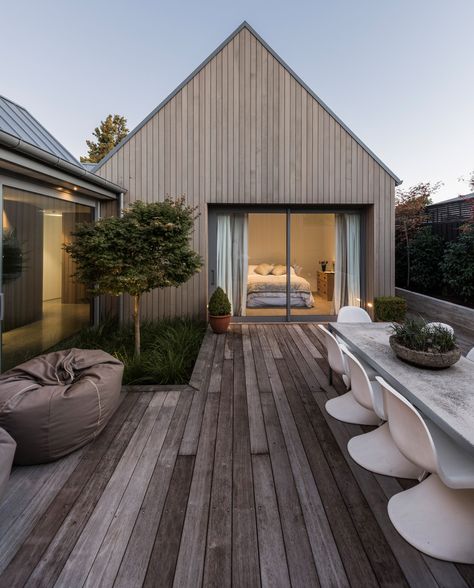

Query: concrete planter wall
<box><xmin>395</xmin><ymin>288</ymin><xmax>474</xmax><ymax>338</ymax></box>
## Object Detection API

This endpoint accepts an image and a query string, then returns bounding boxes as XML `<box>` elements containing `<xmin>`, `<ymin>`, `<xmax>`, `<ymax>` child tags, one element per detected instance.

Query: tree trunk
<box><xmin>133</xmin><ymin>294</ymin><xmax>141</xmax><ymax>357</ymax></box>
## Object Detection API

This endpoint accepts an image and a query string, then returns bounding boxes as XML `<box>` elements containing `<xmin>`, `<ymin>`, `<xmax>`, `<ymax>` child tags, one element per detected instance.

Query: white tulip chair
<box><xmin>466</xmin><ymin>347</ymin><xmax>474</xmax><ymax>362</ymax></box>
<box><xmin>320</xmin><ymin>325</ymin><xmax>380</xmax><ymax>426</ymax></box>
<box><xmin>345</xmin><ymin>352</ymin><xmax>423</xmax><ymax>479</ymax></box>
<box><xmin>337</xmin><ymin>306</ymin><xmax>372</xmax><ymax>323</ymax></box>
<box><xmin>380</xmin><ymin>377</ymin><xmax>474</xmax><ymax>563</ymax></box>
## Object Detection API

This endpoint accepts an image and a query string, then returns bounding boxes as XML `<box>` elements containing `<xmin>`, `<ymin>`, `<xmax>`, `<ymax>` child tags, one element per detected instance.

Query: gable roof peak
<box><xmin>93</xmin><ymin>21</ymin><xmax>401</xmax><ymax>185</ymax></box>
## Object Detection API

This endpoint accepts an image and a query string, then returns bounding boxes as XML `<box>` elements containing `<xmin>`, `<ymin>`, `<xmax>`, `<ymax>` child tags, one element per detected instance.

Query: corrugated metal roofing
<box><xmin>0</xmin><ymin>94</ymin><xmax>80</xmax><ymax>165</ymax></box>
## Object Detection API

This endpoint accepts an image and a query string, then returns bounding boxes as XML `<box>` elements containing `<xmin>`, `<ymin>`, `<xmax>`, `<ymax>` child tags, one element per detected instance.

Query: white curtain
<box><xmin>334</xmin><ymin>214</ymin><xmax>361</xmax><ymax>313</ymax></box>
<box><xmin>216</xmin><ymin>214</ymin><xmax>248</xmax><ymax>316</ymax></box>
<box><xmin>346</xmin><ymin>215</ymin><xmax>360</xmax><ymax>306</ymax></box>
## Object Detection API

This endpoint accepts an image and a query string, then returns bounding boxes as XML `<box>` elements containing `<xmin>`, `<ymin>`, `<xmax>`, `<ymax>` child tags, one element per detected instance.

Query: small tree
<box><xmin>395</xmin><ymin>182</ymin><xmax>441</xmax><ymax>288</ymax></box>
<box><xmin>64</xmin><ymin>198</ymin><xmax>202</xmax><ymax>356</ymax></box>
<box><xmin>80</xmin><ymin>114</ymin><xmax>129</xmax><ymax>163</ymax></box>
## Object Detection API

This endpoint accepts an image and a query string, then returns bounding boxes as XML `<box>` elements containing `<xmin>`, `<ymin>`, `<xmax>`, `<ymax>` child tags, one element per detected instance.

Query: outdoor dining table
<box><xmin>330</xmin><ymin>322</ymin><xmax>474</xmax><ymax>456</ymax></box>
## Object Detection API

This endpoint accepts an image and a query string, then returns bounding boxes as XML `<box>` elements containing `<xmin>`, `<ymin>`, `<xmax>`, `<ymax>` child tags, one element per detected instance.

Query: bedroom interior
<box><xmin>214</xmin><ymin>209</ymin><xmax>362</xmax><ymax>319</ymax></box>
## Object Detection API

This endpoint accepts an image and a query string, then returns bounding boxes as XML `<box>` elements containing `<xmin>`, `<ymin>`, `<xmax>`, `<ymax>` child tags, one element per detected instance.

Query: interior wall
<box><xmin>248</xmin><ymin>213</ymin><xmax>286</xmax><ymax>266</ymax></box>
<box><xmin>248</xmin><ymin>213</ymin><xmax>335</xmax><ymax>290</ymax></box>
<box><xmin>291</xmin><ymin>214</ymin><xmax>335</xmax><ymax>290</ymax></box>
<box><xmin>43</xmin><ymin>214</ymin><xmax>62</xmax><ymax>301</ymax></box>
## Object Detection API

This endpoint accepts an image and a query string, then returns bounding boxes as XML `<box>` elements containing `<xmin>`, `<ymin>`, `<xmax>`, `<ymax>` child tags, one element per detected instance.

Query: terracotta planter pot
<box><xmin>389</xmin><ymin>335</ymin><xmax>461</xmax><ymax>369</ymax></box>
<box><xmin>209</xmin><ymin>314</ymin><xmax>231</xmax><ymax>334</ymax></box>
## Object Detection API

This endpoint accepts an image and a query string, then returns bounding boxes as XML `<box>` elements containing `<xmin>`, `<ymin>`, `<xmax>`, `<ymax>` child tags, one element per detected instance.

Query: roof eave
<box><xmin>0</xmin><ymin>129</ymin><xmax>125</xmax><ymax>195</ymax></box>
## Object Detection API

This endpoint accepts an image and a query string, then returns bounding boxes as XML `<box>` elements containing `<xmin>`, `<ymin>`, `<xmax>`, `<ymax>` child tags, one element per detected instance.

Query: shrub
<box><xmin>208</xmin><ymin>287</ymin><xmax>231</xmax><ymax>316</ymax></box>
<box><xmin>64</xmin><ymin>198</ymin><xmax>203</xmax><ymax>356</ymax></box>
<box><xmin>374</xmin><ymin>296</ymin><xmax>407</xmax><ymax>323</ymax></box>
<box><xmin>49</xmin><ymin>318</ymin><xmax>206</xmax><ymax>385</ymax></box>
<box><xmin>441</xmin><ymin>229</ymin><xmax>474</xmax><ymax>302</ymax></box>
<box><xmin>408</xmin><ymin>228</ymin><xmax>445</xmax><ymax>293</ymax></box>
<box><xmin>391</xmin><ymin>317</ymin><xmax>456</xmax><ymax>353</ymax></box>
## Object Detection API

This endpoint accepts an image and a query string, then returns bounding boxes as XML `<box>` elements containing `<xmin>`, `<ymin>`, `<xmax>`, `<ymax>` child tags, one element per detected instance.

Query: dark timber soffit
<box><xmin>93</xmin><ymin>21</ymin><xmax>402</xmax><ymax>186</ymax></box>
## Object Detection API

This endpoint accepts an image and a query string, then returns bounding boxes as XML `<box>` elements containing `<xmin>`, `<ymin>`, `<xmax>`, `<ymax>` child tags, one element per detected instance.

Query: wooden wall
<box><xmin>96</xmin><ymin>26</ymin><xmax>396</xmax><ymax>319</ymax></box>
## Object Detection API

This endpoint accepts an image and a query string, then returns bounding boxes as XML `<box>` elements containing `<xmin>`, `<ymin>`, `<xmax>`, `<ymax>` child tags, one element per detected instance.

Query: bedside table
<box><xmin>317</xmin><ymin>271</ymin><xmax>334</xmax><ymax>301</ymax></box>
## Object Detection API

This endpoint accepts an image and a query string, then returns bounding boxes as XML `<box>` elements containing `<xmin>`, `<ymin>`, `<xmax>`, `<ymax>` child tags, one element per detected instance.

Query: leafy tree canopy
<box><xmin>64</xmin><ymin>198</ymin><xmax>203</xmax><ymax>354</ymax></box>
<box><xmin>80</xmin><ymin>114</ymin><xmax>129</xmax><ymax>163</ymax></box>
<box><xmin>395</xmin><ymin>182</ymin><xmax>441</xmax><ymax>288</ymax></box>
<box><xmin>395</xmin><ymin>182</ymin><xmax>441</xmax><ymax>239</ymax></box>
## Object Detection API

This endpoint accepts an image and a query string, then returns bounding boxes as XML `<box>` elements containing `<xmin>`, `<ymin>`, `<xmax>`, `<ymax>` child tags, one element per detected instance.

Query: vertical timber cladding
<box><xmin>95</xmin><ymin>24</ymin><xmax>397</xmax><ymax>320</ymax></box>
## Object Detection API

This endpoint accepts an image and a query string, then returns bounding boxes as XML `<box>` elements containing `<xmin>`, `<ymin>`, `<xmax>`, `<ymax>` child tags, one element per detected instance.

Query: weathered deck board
<box><xmin>231</xmin><ymin>327</ymin><xmax>261</xmax><ymax>587</ymax></box>
<box><xmin>1</xmin><ymin>324</ymin><xmax>472</xmax><ymax>587</ymax></box>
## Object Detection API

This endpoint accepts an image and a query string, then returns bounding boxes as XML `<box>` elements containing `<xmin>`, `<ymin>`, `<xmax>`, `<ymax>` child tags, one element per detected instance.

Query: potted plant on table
<box><xmin>208</xmin><ymin>287</ymin><xmax>232</xmax><ymax>334</ymax></box>
<box><xmin>389</xmin><ymin>318</ymin><xmax>461</xmax><ymax>369</ymax></box>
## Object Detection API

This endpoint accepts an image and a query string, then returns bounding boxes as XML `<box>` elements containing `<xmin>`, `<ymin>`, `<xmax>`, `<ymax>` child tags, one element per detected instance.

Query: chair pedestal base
<box><xmin>388</xmin><ymin>474</ymin><xmax>474</xmax><ymax>563</ymax></box>
<box><xmin>348</xmin><ymin>423</ymin><xmax>423</xmax><ymax>479</ymax></box>
<box><xmin>325</xmin><ymin>391</ymin><xmax>380</xmax><ymax>426</ymax></box>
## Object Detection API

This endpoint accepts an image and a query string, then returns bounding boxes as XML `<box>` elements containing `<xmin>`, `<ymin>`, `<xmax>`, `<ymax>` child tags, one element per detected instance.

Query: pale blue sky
<box><xmin>2</xmin><ymin>0</ymin><xmax>473</xmax><ymax>201</ymax></box>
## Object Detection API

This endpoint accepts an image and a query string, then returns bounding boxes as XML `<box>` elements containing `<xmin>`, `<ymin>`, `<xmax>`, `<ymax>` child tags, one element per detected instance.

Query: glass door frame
<box><xmin>0</xmin><ymin>175</ymin><xmax>100</xmax><ymax>372</ymax></box>
<box><xmin>208</xmin><ymin>204</ymin><xmax>367</xmax><ymax>322</ymax></box>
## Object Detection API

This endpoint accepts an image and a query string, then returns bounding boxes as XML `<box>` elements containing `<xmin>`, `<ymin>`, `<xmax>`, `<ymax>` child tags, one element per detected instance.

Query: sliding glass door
<box><xmin>1</xmin><ymin>186</ymin><xmax>94</xmax><ymax>370</ymax></box>
<box><xmin>209</xmin><ymin>208</ymin><xmax>363</xmax><ymax>321</ymax></box>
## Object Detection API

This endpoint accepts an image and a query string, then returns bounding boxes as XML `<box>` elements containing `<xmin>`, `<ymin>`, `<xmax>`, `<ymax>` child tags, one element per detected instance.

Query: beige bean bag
<box><xmin>0</xmin><ymin>426</ymin><xmax>16</xmax><ymax>501</ymax></box>
<box><xmin>0</xmin><ymin>348</ymin><xmax>123</xmax><ymax>465</ymax></box>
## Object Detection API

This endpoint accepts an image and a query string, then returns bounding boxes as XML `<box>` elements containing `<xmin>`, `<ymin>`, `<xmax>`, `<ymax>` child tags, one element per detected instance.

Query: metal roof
<box><xmin>93</xmin><ymin>21</ymin><xmax>401</xmax><ymax>185</ymax></box>
<box><xmin>0</xmin><ymin>94</ymin><xmax>80</xmax><ymax>166</ymax></box>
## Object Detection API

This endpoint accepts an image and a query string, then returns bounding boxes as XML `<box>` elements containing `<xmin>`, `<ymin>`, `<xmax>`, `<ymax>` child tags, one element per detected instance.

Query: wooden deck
<box><xmin>0</xmin><ymin>324</ymin><xmax>473</xmax><ymax>587</ymax></box>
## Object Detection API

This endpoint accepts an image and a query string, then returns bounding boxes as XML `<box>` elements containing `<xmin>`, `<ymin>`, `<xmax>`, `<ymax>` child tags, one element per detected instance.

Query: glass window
<box><xmin>2</xmin><ymin>187</ymin><xmax>94</xmax><ymax>370</ymax></box>
<box><xmin>211</xmin><ymin>209</ymin><xmax>362</xmax><ymax>320</ymax></box>
<box><xmin>290</xmin><ymin>213</ymin><xmax>336</xmax><ymax>317</ymax></box>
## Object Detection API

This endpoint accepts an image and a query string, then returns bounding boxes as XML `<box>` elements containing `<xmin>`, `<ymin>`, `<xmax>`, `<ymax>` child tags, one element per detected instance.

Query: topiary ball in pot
<box><xmin>208</xmin><ymin>287</ymin><xmax>232</xmax><ymax>334</ymax></box>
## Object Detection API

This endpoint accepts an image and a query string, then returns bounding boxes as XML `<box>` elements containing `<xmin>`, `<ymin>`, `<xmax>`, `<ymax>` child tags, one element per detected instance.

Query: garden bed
<box><xmin>49</xmin><ymin>318</ymin><xmax>206</xmax><ymax>385</ymax></box>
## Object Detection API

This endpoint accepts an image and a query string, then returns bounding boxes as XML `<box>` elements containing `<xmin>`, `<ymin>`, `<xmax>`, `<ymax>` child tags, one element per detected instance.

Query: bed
<box><xmin>246</xmin><ymin>265</ymin><xmax>315</xmax><ymax>308</ymax></box>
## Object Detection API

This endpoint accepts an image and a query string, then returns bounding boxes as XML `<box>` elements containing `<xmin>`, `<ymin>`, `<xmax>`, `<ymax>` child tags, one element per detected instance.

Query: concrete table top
<box><xmin>330</xmin><ymin>322</ymin><xmax>474</xmax><ymax>455</ymax></box>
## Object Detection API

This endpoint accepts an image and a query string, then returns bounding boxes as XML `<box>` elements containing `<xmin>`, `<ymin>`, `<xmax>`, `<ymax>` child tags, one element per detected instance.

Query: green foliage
<box><xmin>391</xmin><ymin>317</ymin><xmax>456</xmax><ymax>353</ymax></box>
<box><xmin>80</xmin><ymin>114</ymin><xmax>129</xmax><ymax>163</ymax></box>
<box><xmin>208</xmin><ymin>287</ymin><xmax>231</xmax><ymax>316</ymax></box>
<box><xmin>395</xmin><ymin>182</ymin><xmax>440</xmax><ymax>288</ymax></box>
<box><xmin>408</xmin><ymin>228</ymin><xmax>445</xmax><ymax>293</ymax></box>
<box><xmin>374</xmin><ymin>296</ymin><xmax>407</xmax><ymax>323</ymax></box>
<box><xmin>64</xmin><ymin>198</ymin><xmax>203</xmax><ymax>355</ymax></box>
<box><xmin>50</xmin><ymin>318</ymin><xmax>206</xmax><ymax>384</ymax></box>
<box><xmin>441</xmin><ymin>228</ymin><xmax>474</xmax><ymax>302</ymax></box>
<box><xmin>65</xmin><ymin>199</ymin><xmax>202</xmax><ymax>298</ymax></box>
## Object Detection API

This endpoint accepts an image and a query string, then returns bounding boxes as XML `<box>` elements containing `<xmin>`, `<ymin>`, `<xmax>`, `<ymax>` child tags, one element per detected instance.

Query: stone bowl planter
<box><xmin>389</xmin><ymin>335</ymin><xmax>462</xmax><ymax>370</ymax></box>
<box><xmin>209</xmin><ymin>314</ymin><xmax>231</xmax><ymax>334</ymax></box>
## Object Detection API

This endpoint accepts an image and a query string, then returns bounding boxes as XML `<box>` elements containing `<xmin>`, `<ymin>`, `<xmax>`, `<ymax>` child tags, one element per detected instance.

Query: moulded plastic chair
<box><xmin>337</xmin><ymin>306</ymin><xmax>372</xmax><ymax>323</ymax></box>
<box><xmin>318</xmin><ymin>325</ymin><xmax>350</xmax><ymax>389</ymax></box>
<box><xmin>466</xmin><ymin>347</ymin><xmax>474</xmax><ymax>362</ymax></box>
<box><xmin>424</xmin><ymin>322</ymin><xmax>454</xmax><ymax>335</ymax></box>
<box><xmin>320</xmin><ymin>325</ymin><xmax>379</xmax><ymax>426</ymax></box>
<box><xmin>379</xmin><ymin>377</ymin><xmax>474</xmax><ymax>563</ymax></box>
<box><xmin>345</xmin><ymin>353</ymin><xmax>423</xmax><ymax>479</ymax></box>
